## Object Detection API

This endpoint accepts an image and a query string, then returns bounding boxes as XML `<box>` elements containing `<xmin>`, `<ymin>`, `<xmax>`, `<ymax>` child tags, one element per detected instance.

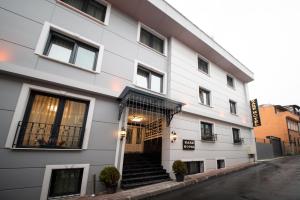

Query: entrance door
<box><xmin>271</xmin><ymin>138</ymin><xmax>283</xmax><ymax>157</ymax></box>
<box><xmin>125</xmin><ymin>126</ymin><xmax>144</xmax><ymax>153</ymax></box>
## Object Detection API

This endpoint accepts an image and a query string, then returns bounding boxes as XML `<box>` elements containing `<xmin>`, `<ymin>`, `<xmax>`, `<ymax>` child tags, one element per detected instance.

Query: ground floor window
<box><xmin>217</xmin><ymin>159</ymin><xmax>225</xmax><ymax>169</ymax></box>
<box><xmin>184</xmin><ymin>161</ymin><xmax>204</xmax><ymax>175</ymax></box>
<box><xmin>49</xmin><ymin>168</ymin><xmax>83</xmax><ymax>198</ymax></box>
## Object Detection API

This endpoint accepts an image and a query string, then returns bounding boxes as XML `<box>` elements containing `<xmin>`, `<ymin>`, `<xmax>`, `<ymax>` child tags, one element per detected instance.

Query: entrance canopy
<box><xmin>118</xmin><ymin>87</ymin><xmax>183</xmax><ymax>126</ymax></box>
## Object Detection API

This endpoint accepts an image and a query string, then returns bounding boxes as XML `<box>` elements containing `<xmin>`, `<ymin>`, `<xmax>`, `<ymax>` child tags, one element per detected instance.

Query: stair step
<box><xmin>123</xmin><ymin>166</ymin><xmax>163</xmax><ymax>173</ymax></box>
<box><xmin>122</xmin><ymin>169</ymin><xmax>167</xmax><ymax>178</ymax></box>
<box><xmin>121</xmin><ymin>174</ymin><xmax>170</xmax><ymax>184</ymax></box>
<box><xmin>123</xmin><ymin>163</ymin><xmax>161</xmax><ymax>170</ymax></box>
<box><xmin>121</xmin><ymin>178</ymin><xmax>170</xmax><ymax>189</ymax></box>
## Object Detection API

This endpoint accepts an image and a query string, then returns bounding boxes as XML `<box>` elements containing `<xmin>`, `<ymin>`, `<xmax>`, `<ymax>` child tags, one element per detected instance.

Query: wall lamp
<box><xmin>171</xmin><ymin>131</ymin><xmax>177</xmax><ymax>143</ymax></box>
<box><xmin>120</xmin><ymin>127</ymin><xmax>126</xmax><ymax>141</ymax></box>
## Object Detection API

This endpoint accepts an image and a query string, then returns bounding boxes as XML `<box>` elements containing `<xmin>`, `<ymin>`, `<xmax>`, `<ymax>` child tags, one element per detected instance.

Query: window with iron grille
<box><xmin>15</xmin><ymin>91</ymin><xmax>89</xmax><ymax>149</ymax></box>
<box><xmin>198</xmin><ymin>57</ymin><xmax>209</xmax><ymax>74</ymax></box>
<box><xmin>232</xmin><ymin>128</ymin><xmax>242</xmax><ymax>144</ymax></box>
<box><xmin>49</xmin><ymin>168</ymin><xmax>83</xmax><ymax>198</ymax></box>
<box><xmin>227</xmin><ymin>75</ymin><xmax>234</xmax><ymax>88</ymax></box>
<box><xmin>43</xmin><ymin>31</ymin><xmax>99</xmax><ymax>71</ymax></box>
<box><xmin>136</xmin><ymin>66</ymin><xmax>163</xmax><ymax>93</ymax></box>
<box><xmin>61</xmin><ymin>0</ymin><xmax>107</xmax><ymax>22</ymax></box>
<box><xmin>184</xmin><ymin>161</ymin><xmax>204</xmax><ymax>175</ymax></box>
<box><xmin>199</xmin><ymin>87</ymin><xmax>210</xmax><ymax>106</ymax></box>
<box><xmin>140</xmin><ymin>28</ymin><xmax>165</xmax><ymax>54</ymax></box>
<box><xmin>229</xmin><ymin>100</ymin><xmax>237</xmax><ymax>114</ymax></box>
<box><xmin>201</xmin><ymin>122</ymin><xmax>215</xmax><ymax>141</ymax></box>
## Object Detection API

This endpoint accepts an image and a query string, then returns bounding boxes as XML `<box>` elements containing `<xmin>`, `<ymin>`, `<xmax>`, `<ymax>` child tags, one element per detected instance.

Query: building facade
<box><xmin>0</xmin><ymin>0</ymin><xmax>255</xmax><ymax>199</ymax></box>
<box><xmin>254</xmin><ymin>104</ymin><xmax>300</xmax><ymax>155</ymax></box>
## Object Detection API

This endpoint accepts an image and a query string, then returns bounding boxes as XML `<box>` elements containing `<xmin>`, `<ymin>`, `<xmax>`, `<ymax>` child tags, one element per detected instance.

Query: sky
<box><xmin>166</xmin><ymin>0</ymin><xmax>300</xmax><ymax>106</ymax></box>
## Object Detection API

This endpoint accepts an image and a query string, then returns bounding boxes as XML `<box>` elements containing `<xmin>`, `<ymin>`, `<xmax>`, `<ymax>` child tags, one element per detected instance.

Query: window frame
<box><xmin>40</xmin><ymin>164</ymin><xmax>89</xmax><ymax>200</ymax></box>
<box><xmin>197</xmin><ymin>55</ymin><xmax>209</xmax><ymax>75</ymax></box>
<box><xmin>134</xmin><ymin>60</ymin><xmax>167</xmax><ymax>94</ymax></box>
<box><xmin>184</xmin><ymin>161</ymin><xmax>205</xmax><ymax>175</ymax></box>
<box><xmin>137</xmin><ymin>22</ymin><xmax>168</xmax><ymax>56</ymax></box>
<box><xmin>229</xmin><ymin>100</ymin><xmax>237</xmax><ymax>115</ymax></box>
<box><xmin>226</xmin><ymin>74</ymin><xmax>235</xmax><ymax>88</ymax></box>
<box><xmin>199</xmin><ymin>87</ymin><xmax>211</xmax><ymax>106</ymax></box>
<box><xmin>5</xmin><ymin>84</ymin><xmax>95</xmax><ymax>150</ymax></box>
<box><xmin>232</xmin><ymin>128</ymin><xmax>242</xmax><ymax>144</ymax></box>
<box><xmin>35</xmin><ymin>22</ymin><xmax>104</xmax><ymax>74</ymax></box>
<box><xmin>57</xmin><ymin>0</ymin><xmax>111</xmax><ymax>25</ymax></box>
<box><xmin>216</xmin><ymin>159</ymin><xmax>226</xmax><ymax>169</ymax></box>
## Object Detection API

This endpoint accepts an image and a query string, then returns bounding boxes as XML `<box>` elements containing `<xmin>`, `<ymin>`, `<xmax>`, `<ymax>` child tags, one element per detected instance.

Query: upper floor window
<box><xmin>198</xmin><ymin>57</ymin><xmax>209</xmax><ymax>74</ymax></box>
<box><xmin>229</xmin><ymin>100</ymin><xmax>237</xmax><ymax>114</ymax></box>
<box><xmin>287</xmin><ymin>119</ymin><xmax>299</xmax><ymax>132</ymax></box>
<box><xmin>227</xmin><ymin>75</ymin><xmax>235</xmax><ymax>88</ymax></box>
<box><xmin>232</xmin><ymin>128</ymin><xmax>242</xmax><ymax>144</ymax></box>
<box><xmin>139</xmin><ymin>27</ymin><xmax>165</xmax><ymax>54</ymax></box>
<box><xmin>14</xmin><ymin>91</ymin><xmax>89</xmax><ymax>149</ymax></box>
<box><xmin>201</xmin><ymin>122</ymin><xmax>217</xmax><ymax>141</ymax></box>
<box><xmin>199</xmin><ymin>87</ymin><xmax>211</xmax><ymax>106</ymax></box>
<box><xmin>60</xmin><ymin>0</ymin><xmax>108</xmax><ymax>23</ymax></box>
<box><xmin>44</xmin><ymin>31</ymin><xmax>99</xmax><ymax>71</ymax></box>
<box><xmin>136</xmin><ymin>66</ymin><xmax>163</xmax><ymax>93</ymax></box>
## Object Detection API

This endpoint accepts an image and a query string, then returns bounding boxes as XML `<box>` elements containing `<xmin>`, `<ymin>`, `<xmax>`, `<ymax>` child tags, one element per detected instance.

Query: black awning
<box><xmin>118</xmin><ymin>87</ymin><xmax>184</xmax><ymax>126</ymax></box>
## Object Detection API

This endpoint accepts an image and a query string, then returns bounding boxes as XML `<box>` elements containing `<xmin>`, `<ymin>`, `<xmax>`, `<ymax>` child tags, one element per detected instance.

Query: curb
<box><xmin>75</xmin><ymin>162</ymin><xmax>259</xmax><ymax>200</ymax></box>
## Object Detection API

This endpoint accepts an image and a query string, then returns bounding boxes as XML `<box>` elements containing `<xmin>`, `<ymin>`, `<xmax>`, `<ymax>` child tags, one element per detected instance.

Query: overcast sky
<box><xmin>166</xmin><ymin>0</ymin><xmax>300</xmax><ymax>106</ymax></box>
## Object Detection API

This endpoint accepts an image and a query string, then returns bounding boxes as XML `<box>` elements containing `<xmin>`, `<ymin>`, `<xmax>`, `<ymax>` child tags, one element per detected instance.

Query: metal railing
<box><xmin>14</xmin><ymin>121</ymin><xmax>84</xmax><ymax>149</ymax></box>
<box><xmin>201</xmin><ymin>133</ymin><xmax>217</xmax><ymax>142</ymax></box>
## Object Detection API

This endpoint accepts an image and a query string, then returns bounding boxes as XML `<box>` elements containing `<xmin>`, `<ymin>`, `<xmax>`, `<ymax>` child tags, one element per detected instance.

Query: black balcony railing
<box><xmin>233</xmin><ymin>138</ymin><xmax>244</xmax><ymax>145</ymax></box>
<box><xmin>14</xmin><ymin>121</ymin><xmax>85</xmax><ymax>149</ymax></box>
<box><xmin>201</xmin><ymin>133</ymin><xmax>217</xmax><ymax>142</ymax></box>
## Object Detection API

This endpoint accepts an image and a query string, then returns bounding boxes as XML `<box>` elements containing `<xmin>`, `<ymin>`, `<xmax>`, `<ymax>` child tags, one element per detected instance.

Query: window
<box><xmin>232</xmin><ymin>128</ymin><xmax>242</xmax><ymax>144</ymax></box>
<box><xmin>229</xmin><ymin>100</ymin><xmax>237</xmax><ymax>114</ymax></box>
<box><xmin>199</xmin><ymin>87</ymin><xmax>210</xmax><ymax>106</ymax></box>
<box><xmin>227</xmin><ymin>75</ymin><xmax>234</xmax><ymax>88</ymax></box>
<box><xmin>184</xmin><ymin>161</ymin><xmax>204</xmax><ymax>175</ymax></box>
<box><xmin>287</xmin><ymin>119</ymin><xmax>299</xmax><ymax>131</ymax></box>
<box><xmin>198</xmin><ymin>57</ymin><xmax>209</xmax><ymax>74</ymax></box>
<box><xmin>217</xmin><ymin>159</ymin><xmax>225</xmax><ymax>169</ymax></box>
<box><xmin>139</xmin><ymin>27</ymin><xmax>165</xmax><ymax>54</ymax></box>
<box><xmin>15</xmin><ymin>91</ymin><xmax>89</xmax><ymax>149</ymax></box>
<box><xmin>61</xmin><ymin>0</ymin><xmax>108</xmax><ymax>23</ymax></box>
<box><xmin>201</xmin><ymin>122</ymin><xmax>216</xmax><ymax>141</ymax></box>
<box><xmin>136</xmin><ymin>66</ymin><xmax>163</xmax><ymax>93</ymax></box>
<box><xmin>49</xmin><ymin>168</ymin><xmax>83</xmax><ymax>198</ymax></box>
<box><xmin>44</xmin><ymin>31</ymin><xmax>98</xmax><ymax>71</ymax></box>
<box><xmin>126</xmin><ymin>128</ymin><xmax>133</xmax><ymax>144</ymax></box>
<box><xmin>136</xmin><ymin>128</ymin><xmax>142</xmax><ymax>144</ymax></box>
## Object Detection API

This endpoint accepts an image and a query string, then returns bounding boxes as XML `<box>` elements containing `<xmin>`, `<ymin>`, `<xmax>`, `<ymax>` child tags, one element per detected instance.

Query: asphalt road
<box><xmin>149</xmin><ymin>156</ymin><xmax>300</xmax><ymax>200</ymax></box>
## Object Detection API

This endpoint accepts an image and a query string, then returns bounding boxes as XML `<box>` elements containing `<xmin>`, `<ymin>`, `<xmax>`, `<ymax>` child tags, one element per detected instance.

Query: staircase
<box><xmin>121</xmin><ymin>153</ymin><xmax>170</xmax><ymax>189</ymax></box>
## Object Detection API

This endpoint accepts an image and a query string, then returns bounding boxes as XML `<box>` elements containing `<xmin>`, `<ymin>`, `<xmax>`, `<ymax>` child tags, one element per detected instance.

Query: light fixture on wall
<box><xmin>120</xmin><ymin>127</ymin><xmax>126</xmax><ymax>141</ymax></box>
<box><xmin>171</xmin><ymin>131</ymin><xmax>177</xmax><ymax>143</ymax></box>
<box><xmin>131</xmin><ymin>115</ymin><xmax>143</xmax><ymax>122</ymax></box>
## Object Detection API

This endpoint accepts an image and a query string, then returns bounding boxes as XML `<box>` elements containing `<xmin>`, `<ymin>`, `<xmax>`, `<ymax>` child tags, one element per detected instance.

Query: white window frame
<box><xmin>35</xmin><ymin>22</ymin><xmax>104</xmax><ymax>74</ymax></box>
<box><xmin>181</xmin><ymin>158</ymin><xmax>206</xmax><ymax>173</ymax></box>
<box><xmin>196</xmin><ymin>54</ymin><xmax>210</xmax><ymax>75</ymax></box>
<box><xmin>215</xmin><ymin>158</ymin><xmax>226</xmax><ymax>169</ymax></box>
<box><xmin>56</xmin><ymin>0</ymin><xmax>111</xmax><ymax>25</ymax></box>
<box><xmin>40</xmin><ymin>164</ymin><xmax>89</xmax><ymax>200</ymax></box>
<box><xmin>137</xmin><ymin>22</ymin><xmax>168</xmax><ymax>56</ymax></box>
<box><xmin>5</xmin><ymin>83</ymin><xmax>95</xmax><ymax>150</ymax></box>
<box><xmin>226</xmin><ymin>74</ymin><xmax>235</xmax><ymax>88</ymax></box>
<box><xmin>133</xmin><ymin>60</ymin><xmax>167</xmax><ymax>95</ymax></box>
<box><xmin>198</xmin><ymin>87</ymin><xmax>211</xmax><ymax>107</ymax></box>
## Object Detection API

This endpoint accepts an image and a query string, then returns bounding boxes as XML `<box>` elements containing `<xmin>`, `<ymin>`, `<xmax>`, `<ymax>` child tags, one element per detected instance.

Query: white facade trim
<box><xmin>34</xmin><ymin>22</ymin><xmax>104</xmax><ymax>73</ymax></box>
<box><xmin>40</xmin><ymin>164</ymin><xmax>90</xmax><ymax>200</ymax></box>
<box><xmin>133</xmin><ymin>60</ymin><xmax>168</xmax><ymax>95</ymax></box>
<box><xmin>5</xmin><ymin>83</ymin><xmax>95</xmax><ymax>150</ymax></box>
<box><xmin>137</xmin><ymin>22</ymin><xmax>168</xmax><ymax>56</ymax></box>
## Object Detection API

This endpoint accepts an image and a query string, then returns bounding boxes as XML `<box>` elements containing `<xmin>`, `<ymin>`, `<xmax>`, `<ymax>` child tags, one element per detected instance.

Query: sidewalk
<box><xmin>74</xmin><ymin>162</ymin><xmax>258</xmax><ymax>200</ymax></box>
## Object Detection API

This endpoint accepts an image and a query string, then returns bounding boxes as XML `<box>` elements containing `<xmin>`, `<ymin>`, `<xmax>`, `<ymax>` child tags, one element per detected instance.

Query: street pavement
<box><xmin>149</xmin><ymin>156</ymin><xmax>300</xmax><ymax>200</ymax></box>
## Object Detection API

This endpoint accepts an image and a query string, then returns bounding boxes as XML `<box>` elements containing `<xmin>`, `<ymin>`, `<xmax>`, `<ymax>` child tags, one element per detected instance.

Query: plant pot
<box><xmin>175</xmin><ymin>173</ymin><xmax>184</xmax><ymax>182</ymax></box>
<box><xmin>105</xmin><ymin>183</ymin><xmax>118</xmax><ymax>194</ymax></box>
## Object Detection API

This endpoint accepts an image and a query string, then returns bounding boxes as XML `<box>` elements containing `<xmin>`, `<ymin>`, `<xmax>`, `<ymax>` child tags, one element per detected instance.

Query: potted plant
<box><xmin>172</xmin><ymin>160</ymin><xmax>187</xmax><ymax>182</ymax></box>
<box><xmin>99</xmin><ymin>166</ymin><xmax>120</xmax><ymax>194</ymax></box>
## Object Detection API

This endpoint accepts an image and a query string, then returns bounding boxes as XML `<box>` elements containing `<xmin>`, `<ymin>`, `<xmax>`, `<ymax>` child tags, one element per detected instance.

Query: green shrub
<box><xmin>172</xmin><ymin>160</ymin><xmax>187</xmax><ymax>175</ymax></box>
<box><xmin>99</xmin><ymin>166</ymin><xmax>120</xmax><ymax>186</ymax></box>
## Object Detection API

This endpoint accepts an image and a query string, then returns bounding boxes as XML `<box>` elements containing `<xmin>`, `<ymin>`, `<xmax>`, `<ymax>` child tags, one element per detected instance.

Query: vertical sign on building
<box><xmin>250</xmin><ymin>99</ymin><xmax>261</xmax><ymax>127</ymax></box>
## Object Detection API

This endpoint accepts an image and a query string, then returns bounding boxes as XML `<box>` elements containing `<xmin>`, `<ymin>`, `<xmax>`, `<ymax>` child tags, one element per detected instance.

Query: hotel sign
<box><xmin>183</xmin><ymin>139</ymin><xmax>195</xmax><ymax>150</ymax></box>
<box><xmin>250</xmin><ymin>99</ymin><xmax>261</xmax><ymax>127</ymax></box>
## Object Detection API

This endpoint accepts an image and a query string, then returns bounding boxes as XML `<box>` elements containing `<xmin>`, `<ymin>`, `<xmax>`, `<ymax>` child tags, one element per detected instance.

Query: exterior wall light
<box><xmin>120</xmin><ymin>127</ymin><xmax>126</xmax><ymax>141</ymax></box>
<box><xmin>171</xmin><ymin>131</ymin><xmax>177</xmax><ymax>143</ymax></box>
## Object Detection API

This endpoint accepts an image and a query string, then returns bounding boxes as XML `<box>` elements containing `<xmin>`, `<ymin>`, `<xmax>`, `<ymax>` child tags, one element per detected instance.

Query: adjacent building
<box><xmin>0</xmin><ymin>0</ymin><xmax>256</xmax><ymax>199</ymax></box>
<box><xmin>254</xmin><ymin>104</ymin><xmax>300</xmax><ymax>155</ymax></box>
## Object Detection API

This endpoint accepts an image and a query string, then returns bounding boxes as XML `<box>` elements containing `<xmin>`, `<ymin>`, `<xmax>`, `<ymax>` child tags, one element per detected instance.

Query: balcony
<box><xmin>14</xmin><ymin>121</ymin><xmax>84</xmax><ymax>149</ymax></box>
<box><xmin>201</xmin><ymin>133</ymin><xmax>217</xmax><ymax>142</ymax></box>
<box><xmin>233</xmin><ymin>138</ymin><xmax>244</xmax><ymax>145</ymax></box>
